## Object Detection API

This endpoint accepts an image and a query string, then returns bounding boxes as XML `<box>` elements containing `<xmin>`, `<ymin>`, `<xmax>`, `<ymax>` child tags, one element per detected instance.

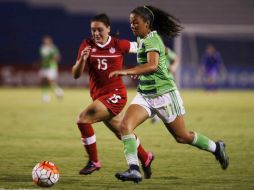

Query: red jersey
<box><xmin>77</xmin><ymin>36</ymin><xmax>131</xmax><ymax>100</ymax></box>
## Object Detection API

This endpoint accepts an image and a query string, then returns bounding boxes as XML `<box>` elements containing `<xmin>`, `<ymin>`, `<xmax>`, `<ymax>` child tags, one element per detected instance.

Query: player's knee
<box><xmin>174</xmin><ymin>136</ymin><xmax>186</xmax><ymax>144</ymax></box>
<box><xmin>174</xmin><ymin>135</ymin><xmax>192</xmax><ymax>144</ymax></box>
<box><xmin>119</xmin><ymin>120</ymin><xmax>132</xmax><ymax>135</ymax></box>
<box><xmin>76</xmin><ymin>113</ymin><xmax>93</xmax><ymax>124</ymax></box>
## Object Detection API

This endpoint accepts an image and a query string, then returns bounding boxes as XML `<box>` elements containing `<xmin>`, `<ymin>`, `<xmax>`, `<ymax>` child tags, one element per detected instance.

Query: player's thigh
<box><xmin>78</xmin><ymin>99</ymin><xmax>111</xmax><ymax>123</ymax></box>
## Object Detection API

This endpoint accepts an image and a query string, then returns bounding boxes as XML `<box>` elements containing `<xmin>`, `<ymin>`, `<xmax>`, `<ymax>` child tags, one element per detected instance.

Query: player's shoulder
<box><xmin>110</xmin><ymin>36</ymin><xmax>129</xmax><ymax>45</ymax></box>
<box><xmin>108</xmin><ymin>37</ymin><xmax>131</xmax><ymax>52</ymax></box>
<box><xmin>146</xmin><ymin>31</ymin><xmax>159</xmax><ymax>39</ymax></box>
<box><xmin>80</xmin><ymin>37</ymin><xmax>95</xmax><ymax>46</ymax></box>
<box><xmin>145</xmin><ymin>31</ymin><xmax>163</xmax><ymax>46</ymax></box>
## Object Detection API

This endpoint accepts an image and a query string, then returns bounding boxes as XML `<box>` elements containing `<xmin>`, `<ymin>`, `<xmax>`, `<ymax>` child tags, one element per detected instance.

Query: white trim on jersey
<box><xmin>90</xmin><ymin>55</ymin><xmax>121</xmax><ymax>58</ymax></box>
<box><xmin>96</xmin><ymin>36</ymin><xmax>112</xmax><ymax>48</ymax></box>
<box><xmin>129</xmin><ymin>42</ymin><xmax>138</xmax><ymax>53</ymax></box>
<box><xmin>145</xmin><ymin>48</ymin><xmax>160</xmax><ymax>53</ymax></box>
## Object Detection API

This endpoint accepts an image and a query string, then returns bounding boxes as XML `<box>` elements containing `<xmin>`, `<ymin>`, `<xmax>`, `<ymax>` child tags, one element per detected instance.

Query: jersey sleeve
<box><xmin>129</xmin><ymin>42</ymin><xmax>138</xmax><ymax>53</ymax></box>
<box><xmin>118</xmin><ymin>39</ymin><xmax>131</xmax><ymax>54</ymax></box>
<box><xmin>144</xmin><ymin>37</ymin><xmax>161</xmax><ymax>53</ymax></box>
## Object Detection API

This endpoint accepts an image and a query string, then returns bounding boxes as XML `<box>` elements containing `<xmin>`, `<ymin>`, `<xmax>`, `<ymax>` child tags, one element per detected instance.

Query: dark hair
<box><xmin>131</xmin><ymin>5</ymin><xmax>183</xmax><ymax>39</ymax></box>
<box><xmin>91</xmin><ymin>13</ymin><xmax>111</xmax><ymax>27</ymax></box>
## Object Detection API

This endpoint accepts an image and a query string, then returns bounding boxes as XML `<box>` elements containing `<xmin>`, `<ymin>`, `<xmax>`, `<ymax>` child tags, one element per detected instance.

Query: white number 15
<box><xmin>97</xmin><ymin>58</ymin><xmax>107</xmax><ymax>70</ymax></box>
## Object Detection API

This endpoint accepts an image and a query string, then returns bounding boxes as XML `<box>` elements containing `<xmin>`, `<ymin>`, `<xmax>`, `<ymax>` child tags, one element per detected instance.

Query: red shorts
<box><xmin>97</xmin><ymin>88</ymin><xmax>127</xmax><ymax>116</ymax></box>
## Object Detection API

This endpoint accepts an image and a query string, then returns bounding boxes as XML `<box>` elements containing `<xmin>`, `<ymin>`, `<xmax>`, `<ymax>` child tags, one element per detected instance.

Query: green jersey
<box><xmin>40</xmin><ymin>45</ymin><xmax>59</xmax><ymax>69</ymax></box>
<box><xmin>136</xmin><ymin>31</ymin><xmax>177</xmax><ymax>96</ymax></box>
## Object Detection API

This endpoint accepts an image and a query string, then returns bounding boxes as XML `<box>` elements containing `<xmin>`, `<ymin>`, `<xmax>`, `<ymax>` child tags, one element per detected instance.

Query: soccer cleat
<box><xmin>141</xmin><ymin>152</ymin><xmax>154</xmax><ymax>179</ymax></box>
<box><xmin>79</xmin><ymin>160</ymin><xmax>101</xmax><ymax>175</ymax></box>
<box><xmin>42</xmin><ymin>94</ymin><xmax>51</xmax><ymax>103</ymax></box>
<box><xmin>115</xmin><ymin>167</ymin><xmax>142</xmax><ymax>183</ymax></box>
<box><xmin>55</xmin><ymin>88</ymin><xmax>64</xmax><ymax>99</ymax></box>
<box><xmin>214</xmin><ymin>140</ymin><xmax>229</xmax><ymax>170</ymax></box>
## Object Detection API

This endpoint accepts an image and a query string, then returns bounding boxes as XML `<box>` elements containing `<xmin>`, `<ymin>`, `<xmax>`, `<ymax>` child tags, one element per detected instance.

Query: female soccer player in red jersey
<box><xmin>72</xmin><ymin>13</ymin><xmax>154</xmax><ymax>178</ymax></box>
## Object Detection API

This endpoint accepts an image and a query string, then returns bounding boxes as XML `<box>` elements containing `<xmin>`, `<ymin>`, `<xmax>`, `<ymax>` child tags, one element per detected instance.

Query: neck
<box><xmin>96</xmin><ymin>36</ymin><xmax>111</xmax><ymax>48</ymax></box>
<box><xmin>101</xmin><ymin>35</ymin><xmax>109</xmax><ymax>45</ymax></box>
<box><xmin>141</xmin><ymin>30</ymin><xmax>152</xmax><ymax>38</ymax></box>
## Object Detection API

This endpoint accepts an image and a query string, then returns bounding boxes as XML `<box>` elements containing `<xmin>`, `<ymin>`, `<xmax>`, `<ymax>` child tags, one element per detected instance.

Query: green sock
<box><xmin>122</xmin><ymin>134</ymin><xmax>139</xmax><ymax>166</ymax></box>
<box><xmin>42</xmin><ymin>85</ymin><xmax>49</xmax><ymax>94</ymax></box>
<box><xmin>192</xmin><ymin>132</ymin><xmax>216</xmax><ymax>152</ymax></box>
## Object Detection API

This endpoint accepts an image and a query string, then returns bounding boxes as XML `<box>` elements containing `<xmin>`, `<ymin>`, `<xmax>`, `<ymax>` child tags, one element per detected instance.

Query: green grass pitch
<box><xmin>0</xmin><ymin>88</ymin><xmax>254</xmax><ymax>189</ymax></box>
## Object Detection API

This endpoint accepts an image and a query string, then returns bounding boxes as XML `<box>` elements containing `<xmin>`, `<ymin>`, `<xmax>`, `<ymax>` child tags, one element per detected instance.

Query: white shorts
<box><xmin>131</xmin><ymin>90</ymin><xmax>185</xmax><ymax>124</ymax></box>
<box><xmin>39</xmin><ymin>68</ymin><xmax>58</xmax><ymax>81</ymax></box>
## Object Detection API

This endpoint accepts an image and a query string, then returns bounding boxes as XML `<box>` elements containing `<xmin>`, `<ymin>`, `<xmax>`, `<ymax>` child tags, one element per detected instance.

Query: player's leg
<box><xmin>51</xmin><ymin>81</ymin><xmax>64</xmax><ymax>99</ymax></box>
<box><xmin>210</xmin><ymin>71</ymin><xmax>218</xmax><ymax>91</ymax></box>
<box><xmin>77</xmin><ymin>99</ymin><xmax>112</xmax><ymax>175</ymax></box>
<box><xmin>161</xmin><ymin>90</ymin><xmax>228</xmax><ymax>169</ymax></box>
<box><xmin>103</xmin><ymin>113</ymin><xmax>154</xmax><ymax>179</ymax></box>
<box><xmin>48</xmin><ymin>69</ymin><xmax>64</xmax><ymax>99</ymax></box>
<box><xmin>164</xmin><ymin>116</ymin><xmax>228</xmax><ymax>169</ymax></box>
<box><xmin>39</xmin><ymin>69</ymin><xmax>53</xmax><ymax>102</ymax></box>
<box><xmin>206</xmin><ymin>71</ymin><xmax>217</xmax><ymax>91</ymax></box>
<box><xmin>115</xmin><ymin>104</ymin><xmax>150</xmax><ymax>183</ymax></box>
<box><xmin>41</xmin><ymin>77</ymin><xmax>51</xmax><ymax>102</ymax></box>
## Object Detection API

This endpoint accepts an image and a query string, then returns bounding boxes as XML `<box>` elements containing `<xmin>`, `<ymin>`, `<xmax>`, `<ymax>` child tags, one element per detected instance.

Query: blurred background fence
<box><xmin>1</xmin><ymin>0</ymin><xmax>254</xmax><ymax>88</ymax></box>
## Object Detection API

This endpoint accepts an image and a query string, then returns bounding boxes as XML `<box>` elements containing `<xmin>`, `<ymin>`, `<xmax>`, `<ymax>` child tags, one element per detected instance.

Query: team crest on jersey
<box><xmin>109</xmin><ymin>47</ymin><xmax>116</xmax><ymax>54</ymax></box>
<box><xmin>92</xmin><ymin>48</ymin><xmax>97</xmax><ymax>52</ymax></box>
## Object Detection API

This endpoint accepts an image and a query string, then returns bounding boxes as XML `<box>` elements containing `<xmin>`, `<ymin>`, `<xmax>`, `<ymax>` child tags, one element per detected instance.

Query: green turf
<box><xmin>0</xmin><ymin>88</ymin><xmax>254</xmax><ymax>189</ymax></box>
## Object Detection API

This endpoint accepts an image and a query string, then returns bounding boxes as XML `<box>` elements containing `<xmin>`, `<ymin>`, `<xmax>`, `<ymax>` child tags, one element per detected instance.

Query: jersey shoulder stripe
<box><xmin>146</xmin><ymin>31</ymin><xmax>157</xmax><ymax>38</ymax></box>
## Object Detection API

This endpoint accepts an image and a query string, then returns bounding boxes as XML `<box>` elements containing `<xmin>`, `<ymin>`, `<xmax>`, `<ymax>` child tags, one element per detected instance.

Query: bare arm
<box><xmin>72</xmin><ymin>46</ymin><xmax>91</xmax><ymax>79</ymax></box>
<box><xmin>54</xmin><ymin>53</ymin><xmax>61</xmax><ymax>62</ymax></box>
<box><xmin>109</xmin><ymin>51</ymin><xmax>159</xmax><ymax>78</ymax></box>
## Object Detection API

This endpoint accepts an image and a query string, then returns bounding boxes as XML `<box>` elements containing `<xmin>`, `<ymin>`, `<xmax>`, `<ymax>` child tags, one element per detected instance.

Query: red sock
<box><xmin>77</xmin><ymin>123</ymin><xmax>98</xmax><ymax>162</ymax></box>
<box><xmin>136</xmin><ymin>137</ymin><xmax>148</xmax><ymax>165</ymax></box>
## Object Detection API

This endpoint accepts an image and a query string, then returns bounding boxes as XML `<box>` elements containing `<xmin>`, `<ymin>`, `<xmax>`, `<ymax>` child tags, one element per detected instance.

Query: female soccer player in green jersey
<box><xmin>39</xmin><ymin>36</ymin><xmax>63</xmax><ymax>102</ymax></box>
<box><xmin>109</xmin><ymin>5</ymin><xmax>229</xmax><ymax>183</ymax></box>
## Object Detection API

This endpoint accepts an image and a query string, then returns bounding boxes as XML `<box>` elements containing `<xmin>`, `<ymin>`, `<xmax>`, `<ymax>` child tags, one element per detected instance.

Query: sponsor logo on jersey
<box><xmin>92</xmin><ymin>48</ymin><xmax>97</xmax><ymax>52</ymax></box>
<box><xmin>109</xmin><ymin>47</ymin><xmax>116</xmax><ymax>54</ymax></box>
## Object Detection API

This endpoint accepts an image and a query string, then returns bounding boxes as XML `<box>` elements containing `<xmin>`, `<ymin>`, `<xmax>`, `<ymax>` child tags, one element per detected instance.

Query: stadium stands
<box><xmin>0</xmin><ymin>0</ymin><xmax>254</xmax><ymax>88</ymax></box>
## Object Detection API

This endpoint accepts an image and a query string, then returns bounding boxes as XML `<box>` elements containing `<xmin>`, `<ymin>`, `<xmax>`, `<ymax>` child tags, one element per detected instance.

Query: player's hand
<box><xmin>109</xmin><ymin>70</ymin><xmax>127</xmax><ymax>78</ymax></box>
<box><xmin>81</xmin><ymin>46</ymin><xmax>91</xmax><ymax>61</ymax></box>
<box><xmin>130</xmin><ymin>74</ymin><xmax>138</xmax><ymax>79</ymax></box>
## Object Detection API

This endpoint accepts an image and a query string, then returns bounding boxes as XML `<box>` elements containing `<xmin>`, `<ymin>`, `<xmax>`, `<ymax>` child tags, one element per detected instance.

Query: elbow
<box><xmin>72</xmin><ymin>68</ymin><xmax>80</xmax><ymax>79</ymax></box>
<box><xmin>149</xmin><ymin>65</ymin><xmax>158</xmax><ymax>72</ymax></box>
<box><xmin>73</xmin><ymin>72</ymin><xmax>81</xmax><ymax>79</ymax></box>
<box><xmin>73</xmin><ymin>74</ymin><xmax>80</xmax><ymax>79</ymax></box>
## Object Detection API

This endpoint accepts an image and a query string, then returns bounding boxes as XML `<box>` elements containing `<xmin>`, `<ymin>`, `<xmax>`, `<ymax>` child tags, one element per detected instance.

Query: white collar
<box><xmin>96</xmin><ymin>36</ymin><xmax>111</xmax><ymax>48</ymax></box>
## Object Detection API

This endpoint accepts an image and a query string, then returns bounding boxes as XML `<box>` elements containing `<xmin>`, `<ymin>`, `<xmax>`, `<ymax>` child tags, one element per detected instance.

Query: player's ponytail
<box><xmin>131</xmin><ymin>5</ymin><xmax>183</xmax><ymax>40</ymax></box>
